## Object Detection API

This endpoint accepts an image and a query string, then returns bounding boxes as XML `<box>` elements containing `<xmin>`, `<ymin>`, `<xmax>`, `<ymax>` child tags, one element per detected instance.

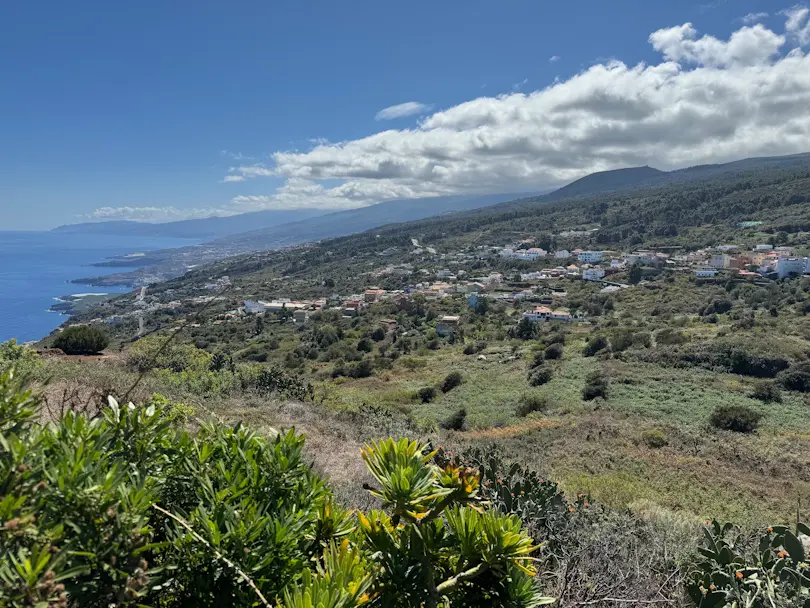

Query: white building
<box><xmin>578</xmin><ymin>251</ymin><xmax>604</xmax><ymax>263</ymax></box>
<box><xmin>582</xmin><ymin>268</ymin><xmax>606</xmax><ymax>281</ymax></box>
<box><xmin>694</xmin><ymin>268</ymin><xmax>718</xmax><ymax>278</ymax></box>
<box><xmin>610</xmin><ymin>259</ymin><xmax>626</xmax><ymax>269</ymax></box>
<box><xmin>777</xmin><ymin>256</ymin><xmax>806</xmax><ymax>279</ymax></box>
<box><xmin>522</xmin><ymin>306</ymin><xmax>553</xmax><ymax>322</ymax></box>
<box><xmin>554</xmin><ymin>250</ymin><xmax>570</xmax><ymax>259</ymax></box>
<box><xmin>755</xmin><ymin>244</ymin><xmax>774</xmax><ymax>251</ymax></box>
<box><xmin>436</xmin><ymin>269</ymin><xmax>453</xmax><ymax>278</ymax></box>
<box><xmin>710</xmin><ymin>254</ymin><xmax>733</xmax><ymax>269</ymax></box>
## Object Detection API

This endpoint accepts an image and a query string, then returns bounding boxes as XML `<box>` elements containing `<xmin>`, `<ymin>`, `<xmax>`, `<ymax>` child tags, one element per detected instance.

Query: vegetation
<box><xmin>52</xmin><ymin>325</ymin><xmax>109</xmax><ymax>355</ymax></box>
<box><xmin>710</xmin><ymin>404</ymin><xmax>763</xmax><ymax>433</ymax></box>
<box><xmin>582</xmin><ymin>370</ymin><xmax>609</xmax><ymax>401</ymax></box>
<box><xmin>0</xmin><ymin>371</ymin><xmax>550</xmax><ymax>607</ymax></box>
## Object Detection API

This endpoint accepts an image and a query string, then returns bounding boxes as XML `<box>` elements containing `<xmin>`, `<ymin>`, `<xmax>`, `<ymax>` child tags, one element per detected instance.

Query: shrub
<box><xmin>417</xmin><ymin>386</ymin><xmax>437</xmax><ymax>403</ymax></box>
<box><xmin>0</xmin><ymin>340</ymin><xmax>41</xmax><ymax>376</ymax></box>
<box><xmin>439</xmin><ymin>407</ymin><xmax>467</xmax><ymax>431</ymax></box>
<box><xmin>0</xmin><ymin>371</ymin><xmax>550</xmax><ymax>607</ymax></box>
<box><xmin>370</xmin><ymin>327</ymin><xmax>386</xmax><ymax>341</ymax></box>
<box><xmin>582</xmin><ymin>370</ymin><xmax>609</xmax><ymax>400</ymax></box>
<box><xmin>463</xmin><ymin>343</ymin><xmax>476</xmax><ymax>355</ymax></box>
<box><xmin>528</xmin><ymin>365</ymin><xmax>553</xmax><ymax>386</ymax></box>
<box><xmin>583</xmin><ymin>335</ymin><xmax>609</xmax><ymax>357</ymax></box>
<box><xmin>544</xmin><ymin>343</ymin><xmax>563</xmax><ymax>360</ymax></box>
<box><xmin>655</xmin><ymin>328</ymin><xmax>688</xmax><ymax>346</ymax></box>
<box><xmin>710</xmin><ymin>404</ymin><xmax>762</xmax><ymax>433</ymax></box>
<box><xmin>777</xmin><ymin>362</ymin><xmax>810</xmax><ymax>392</ymax></box>
<box><xmin>53</xmin><ymin>325</ymin><xmax>109</xmax><ymax>355</ymax></box>
<box><xmin>440</xmin><ymin>371</ymin><xmax>463</xmax><ymax>393</ymax></box>
<box><xmin>346</xmin><ymin>358</ymin><xmax>374</xmax><ymax>378</ymax></box>
<box><xmin>356</xmin><ymin>338</ymin><xmax>373</xmax><ymax>352</ymax></box>
<box><xmin>516</xmin><ymin>394</ymin><xmax>549</xmax><ymax>417</ymax></box>
<box><xmin>749</xmin><ymin>379</ymin><xmax>782</xmax><ymax>403</ymax></box>
<box><xmin>686</xmin><ymin>520</ymin><xmax>810</xmax><ymax>607</ymax></box>
<box><xmin>641</xmin><ymin>429</ymin><xmax>668</xmax><ymax>448</ymax></box>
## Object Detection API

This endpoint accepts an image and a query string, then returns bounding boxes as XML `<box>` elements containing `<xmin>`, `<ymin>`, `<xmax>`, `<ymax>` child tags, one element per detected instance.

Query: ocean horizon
<box><xmin>0</xmin><ymin>231</ymin><xmax>199</xmax><ymax>343</ymax></box>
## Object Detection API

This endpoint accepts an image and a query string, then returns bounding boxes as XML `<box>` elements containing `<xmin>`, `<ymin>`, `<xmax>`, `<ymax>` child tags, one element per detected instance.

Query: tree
<box><xmin>582</xmin><ymin>370</ymin><xmax>609</xmax><ymax>400</ymax></box>
<box><xmin>255</xmin><ymin>314</ymin><xmax>265</xmax><ymax>335</ymax></box>
<box><xmin>53</xmin><ymin>325</ymin><xmax>109</xmax><ymax>355</ymax></box>
<box><xmin>629</xmin><ymin>263</ymin><xmax>642</xmax><ymax>285</ymax></box>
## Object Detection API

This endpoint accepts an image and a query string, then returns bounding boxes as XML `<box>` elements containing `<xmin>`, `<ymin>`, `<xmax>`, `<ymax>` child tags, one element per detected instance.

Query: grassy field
<box><xmin>33</xmin><ymin>315</ymin><xmax>810</xmax><ymax>528</ymax></box>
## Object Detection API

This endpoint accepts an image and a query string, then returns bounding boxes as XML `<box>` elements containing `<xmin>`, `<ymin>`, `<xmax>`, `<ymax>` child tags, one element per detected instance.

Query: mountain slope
<box><xmin>52</xmin><ymin>209</ymin><xmax>328</xmax><ymax>239</ymax></box>
<box><xmin>209</xmin><ymin>192</ymin><xmax>544</xmax><ymax>250</ymax></box>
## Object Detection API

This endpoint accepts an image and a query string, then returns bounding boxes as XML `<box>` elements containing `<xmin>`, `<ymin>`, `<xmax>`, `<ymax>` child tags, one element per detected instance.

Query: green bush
<box><xmin>417</xmin><ymin>386</ymin><xmax>437</xmax><ymax>403</ymax></box>
<box><xmin>544</xmin><ymin>343</ymin><xmax>563</xmax><ymax>360</ymax></box>
<box><xmin>0</xmin><ymin>370</ymin><xmax>550</xmax><ymax>607</ymax></box>
<box><xmin>53</xmin><ymin>325</ymin><xmax>109</xmax><ymax>355</ymax></box>
<box><xmin>641</xmin><ymin>429</ymin><xmax>667</xmax><ymax>448</ymax></box>
<box><xmin>516</xmin><ymin>394</ymin><xmax>549</xmax><ymax>417</ymax></box>
<box><xmin>748</xmin><ymin>379</ymin><xmax>783</xmax><ymax>403</ymax></box>
<box><xmin>0</xmin><ymin>340</ymin><xmax>41</xmax><ymax>376</ymax></box>
<box><xmin>686</xmin><ymin>520</ymin><xmax>810</xmax><ymax>607</ymax></box>
<box><xmin>582</xmin><ymin>370</ymin><xmax>609</xmax><ymax>401</ymax></box>
<box><xmin>529</xmin><ymin>365</ymin><xmax>553</xmax><ymax>386</ymax></box>
<box><xmin>777</xmin><ymin>362</ymin><xmax>810</xmax><ymax>392</ymax></box>
<box><xmin>709</xmin><ymin>404</ymin><xmax>762</xmax><ymax>433</ymax></box>
<box><xmin>440</xmin><ymin>371</ymin><xmax>463</xmax><ymax>393</ymax></box>
<box><xmin>583</xmin><ymin>335</ymin><xmax>609</xmax><ymax>357</ymax></box>
<box><xmin>440</xmin><ymin>407</ymin><xmax>467</xmax><ymax>431</ymax></box>
<box><xmin>356</xmin><ymin>338</ymin><xmax>373</xmax><ymax>353</ymax></box>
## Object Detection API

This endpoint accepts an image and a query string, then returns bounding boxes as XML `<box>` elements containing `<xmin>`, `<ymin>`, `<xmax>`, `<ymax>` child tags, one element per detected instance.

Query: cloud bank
<box><xmin>94</xmin><ymin>10</ymin><xmax>810</xmax><ymax>221</ymax></box>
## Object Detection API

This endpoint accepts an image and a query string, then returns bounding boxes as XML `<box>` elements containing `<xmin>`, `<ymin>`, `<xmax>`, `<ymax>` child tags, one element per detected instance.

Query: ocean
<box><xmin>0</xmin><ymin>231</ymin><xmax>199</xmax><ymax>343</ymax></box>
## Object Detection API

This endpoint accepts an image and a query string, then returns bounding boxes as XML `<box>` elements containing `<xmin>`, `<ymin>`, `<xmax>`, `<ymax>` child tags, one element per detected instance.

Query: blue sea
<box><xmin>0</xmin><ymin>231</ymin><xmax>199</xmax><ymax>343</ymax></box>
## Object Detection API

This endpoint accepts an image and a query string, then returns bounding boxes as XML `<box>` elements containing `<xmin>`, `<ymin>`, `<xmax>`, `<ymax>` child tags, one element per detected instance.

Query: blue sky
<box><xmin>1</xmin><ymin>0</ymin><xmax>805</xmax><ymax>230</ymax></box>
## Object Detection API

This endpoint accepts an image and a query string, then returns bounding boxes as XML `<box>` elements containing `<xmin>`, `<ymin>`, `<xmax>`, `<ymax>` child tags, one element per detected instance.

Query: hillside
<box><xmin>52</xmin><ymin>208</ymin><xmax>328</xmax><ymax>239</ymax></box>
<box><xmin>21</xmin><ymin>157</ymin><xmax>810</xmax><ymax>606</ymax></box>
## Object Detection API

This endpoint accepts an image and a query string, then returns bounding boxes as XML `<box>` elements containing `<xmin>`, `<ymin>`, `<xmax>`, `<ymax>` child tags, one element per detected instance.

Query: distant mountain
<box><xmin>209</xmin><ymin>192</ymin><xmax>546</xmax><ymax>251</ymax></box>
<box><xmin>52</xmin><ymin>209</ymin><xmax>329</xmax><ymax>240</ymax></box>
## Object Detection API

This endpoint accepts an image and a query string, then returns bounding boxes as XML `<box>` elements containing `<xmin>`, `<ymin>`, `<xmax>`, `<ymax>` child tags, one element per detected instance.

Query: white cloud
<box><xmin>222</xmin><ymin>175</ymin><xmax>245</xmax><ymax>183</ymax></box>
<box><xmin>648</xmin><ymin>23</ymin><xmax>785</xmax><ymax>66</ymax></box>
<box><xmin>740</xmin><ymin>12</ymin><xmax>769</xmax><ymax>25</ymax></box>
<box><xmin>374</xmin><ymin>101</ymin><xmax>433</xmax><ymax>120</ymax></box>
<box><xmin>217</xmin><ymin>14</ymin><xmax>810</xmax><ymax>212</ymax></box>
<box><xmin>783</xmin><ymin>5</ymin><xmax>810</xmax><ymax>45</ymax></box>
<box><xmin>549</xmin><ymin>55</ymin><xmax>561</xmax><ymax>62</ymax></box>
<box><xmin>86</xmin><ymin>206</ymin><xmax>235</xmax><ymax>222</ymax></box>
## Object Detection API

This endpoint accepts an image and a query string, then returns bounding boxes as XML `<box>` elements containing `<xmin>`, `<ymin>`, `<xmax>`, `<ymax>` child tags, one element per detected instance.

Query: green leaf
<box><xmin>785</xmin><ymin>530</ymin><xmax>806</xmax><ymax>563</ymax></box>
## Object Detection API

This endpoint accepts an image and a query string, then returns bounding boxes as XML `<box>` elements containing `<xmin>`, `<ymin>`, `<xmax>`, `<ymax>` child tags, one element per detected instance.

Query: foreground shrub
<box><xmin>686</xmin><ymin>520</ymin><xmax>810</xmax><ymax>607</ymax></box>
<box><xmin>710</xmin><ymin>404</ymin><xmax>762</xmax><ymax>433</ymax></box>
<box><xmin>53</xmin><ymin>325</ymin><xmax>109</xmax><ymax>355</ymax></box>
<box><xmin>0</xmin><ymin>340</ymin><xmax>41</xmax><ymax>376</ymax></box>
<box><xmin>440</xmin><ymin>370</ymin><xmax>463</xmax><ymax>393</ymax></box>
<box><xmin>0</xmin><ymin>370</ymin><xmax>550</xmax><ymax>607</ymax></box>
<box><xmin>544</xmin><ymin>343</ymin><xmax>563</xmax><ymax>360</ymax></box>
<box><xmin>582</xmin><ymin>370</ymin><xmax>609</xmax><ymax>400</ymax></box>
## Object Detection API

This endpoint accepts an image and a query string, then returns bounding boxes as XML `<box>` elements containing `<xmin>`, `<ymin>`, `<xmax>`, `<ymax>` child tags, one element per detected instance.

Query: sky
<box><xmin>2</xmin><ymin>0</ymin><xmax>808</xmax><ymax>230</ymax></box>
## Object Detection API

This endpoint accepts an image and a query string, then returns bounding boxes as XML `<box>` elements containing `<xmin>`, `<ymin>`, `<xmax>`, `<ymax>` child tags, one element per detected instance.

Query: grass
<box><xmin>31</xmin><ymin>319</ymin><xmax>810</xmax><ymax>528</ymax></box>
